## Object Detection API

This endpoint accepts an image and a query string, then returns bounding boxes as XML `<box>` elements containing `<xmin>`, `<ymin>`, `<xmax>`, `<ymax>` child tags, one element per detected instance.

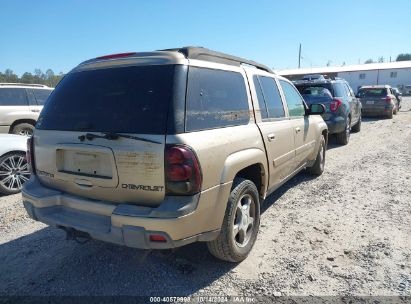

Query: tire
<box><xmin>11</xmin><ymin>123</ymin><xmax>34</xmax><ymax>136</ymax></box>
<box><xmin>0</xmin><ymin>152</ymin><xmax>31</xmax><ymax>195</ymax></box>
<box><xmin>387</xmin><ymin>109</ymin><xmax>393</xmax><ymax>119</ymax></box>
<box><xmin>335</xmin><ymin>117</ymin><xmax>351</xmax><ymax>145</ymax></box>
<box><xmin>351</xmin><ymin>114</ymin><xmax>361</xmax><ymax>133</ymax></box>
<box><xmin>393</xmin><ymin>107</ymin><xmax>398</xmax><ymax>115</ymax></box>
<box><xmin>307</xmin><ymin>135</ymin><xmax>326</xmax><ymax>176</ymax></box>
<box><xmin>207</xmin><ymin>178</ymin><xmax>260</xmax><ymax>262</ymax></box>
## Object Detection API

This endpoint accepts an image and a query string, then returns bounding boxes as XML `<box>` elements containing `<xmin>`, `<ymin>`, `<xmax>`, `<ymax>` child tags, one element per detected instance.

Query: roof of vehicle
<box><xmin>293</xmin><ymin>75</ymin><xmax>347</xmax><ymax>86</ymax></box>
<box><xmin>76</xmin><ymin>47</ymin><xmax>274</xmax><ymax>74</ymax></box>
<box><xmin>0</xmin><ymin>83</ymin><xmax>53</xmax><ymax>89</ymax></box>
<box><xmin>359</xmin><ymin>85</ymin><xmax>392</xmax><ymax>89</ymax></box>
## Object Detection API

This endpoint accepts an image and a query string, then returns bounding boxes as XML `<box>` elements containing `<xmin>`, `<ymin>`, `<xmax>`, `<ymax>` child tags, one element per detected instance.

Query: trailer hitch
<box><xmin>59</xmin><ymin>226</ymin><xmax>91</xmax><ymax>244</ymax></box>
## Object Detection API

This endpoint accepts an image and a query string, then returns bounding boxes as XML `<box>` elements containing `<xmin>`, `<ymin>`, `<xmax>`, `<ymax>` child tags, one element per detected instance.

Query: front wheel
<box><xmin>207</xmin><ymin>178</ymin><xmax>260</xmax><ymax>262</ymax></box>
<box><xmin>11</xmin><ymin>123</ymin><xmax>34</xmax><ymax>136</ymax></box>
<box><xmin>0</xmin><ymin>152</ymin><xmax>31</xmax><ymax>195</ymax></box>
<box><xmin>307</xmin><ymin>135</ymin><xmax>326</xmax><ymax>176</ymax></box>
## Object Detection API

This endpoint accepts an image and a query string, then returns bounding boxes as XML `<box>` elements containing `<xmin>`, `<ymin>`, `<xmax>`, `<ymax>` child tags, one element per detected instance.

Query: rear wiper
<box><xmin>78</xmin><ymin>132</ymin><xmax>161</xmax><ymax>144</ymax></box>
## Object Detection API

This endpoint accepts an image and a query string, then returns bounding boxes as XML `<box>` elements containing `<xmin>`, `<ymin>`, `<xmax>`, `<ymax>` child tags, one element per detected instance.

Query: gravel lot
<box><xmin>1</xmin><ymin>98</ymin><xmax>410</xmax><ymax>299</ymax></box>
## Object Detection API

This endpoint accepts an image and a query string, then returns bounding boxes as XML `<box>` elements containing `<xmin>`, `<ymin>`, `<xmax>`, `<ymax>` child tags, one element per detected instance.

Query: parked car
<box><xmin>403</xmin><ymin>85</ymin><xmax>411</xmax><ymax>96</ymax></box>
<box><xmin>0</xmin><ymin>83</ymin><xmax>53</xmax><ymax>136</ymax></box>
<box><xmin>293</xmin><ymin>75</ymin><xmax>362</xmax><ymax>145</ymax></box>
<box><xmin>22</xmin><ymin>47</ymin><xmax>328</xmax><ymax>262</ymax></box>
<box><xmin>0</xmin><ymin>134</ymin><xmax>30</xmax><ymax>195</ymax></box>
<box><xmin>356</xmin><ymin>85</ymin><xmax>399</xmax><ymax>118</ymax></box>
<box><xmin>392</xmin><ymin>87</ymin><xmax>402</xmax><ymax>109</ymax></box>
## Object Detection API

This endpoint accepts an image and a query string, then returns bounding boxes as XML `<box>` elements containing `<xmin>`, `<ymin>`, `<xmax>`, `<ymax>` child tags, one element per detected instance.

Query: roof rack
<box><xmin>0</xmin><ymin>83</ymin><xmax>50</xmax><ymax>88</ymax></box>
<box><xmin>159</xmin><ymin>47</ymin><xmax>273</xmax><ymax>74</ymax></box>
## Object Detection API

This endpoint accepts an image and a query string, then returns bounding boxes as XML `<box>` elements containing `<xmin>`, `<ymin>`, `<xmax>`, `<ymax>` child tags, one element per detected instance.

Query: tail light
<box><xmin>165</xmin><ymin>145</ymin><xmax>202</xmax><ymax>195</ymax></box>
<box><xmin>382</xmin><ymin>96</ymin><xmax>392</xmax><ymax>103</ymax></box>
<box><xmin>330</xmin><ymin>99</ymin><xmax>342</xmax><ymax>112</ymax></box>
<box><xmin>26</xmin><ymin>137</ymin><xmax>36</xmax><ymax>175</ymax></box>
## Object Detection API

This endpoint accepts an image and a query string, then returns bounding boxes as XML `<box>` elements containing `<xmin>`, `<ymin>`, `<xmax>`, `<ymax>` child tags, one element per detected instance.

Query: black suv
<box><xmin>293</xmin><ymin>75</ymin><xmax>361</xmax><ymax>145</ymax></box>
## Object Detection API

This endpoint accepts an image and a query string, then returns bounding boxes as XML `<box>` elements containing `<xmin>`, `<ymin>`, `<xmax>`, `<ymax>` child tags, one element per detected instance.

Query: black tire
<box><xmin>393</xmin><ymin>106</ymin><xmax>398</xmax><ymax>115</ymax></box>
<box><xmin>387</xmin><ymin>109</ymin><xmax>393</xmax><ymax>119</ymax></box>
<box><xmin>207</xmin><ymin>178</ymin><xmax>260</xmax><ymax>262</ymax></box>
<box><xmin>11</xmin><ymin>123</ymin><xmax>34</xmax><ymax>136</ymax></box>
<box><xmin>335</xmin><ymin>117</ymin><xmax>351</xmax><ymax>145</ymax></box>
<box><xmin>351</xmin><ymin>114</ymin><xmax>361</xmax><ymax>133</ymax></box>
<box><xmin>307</xmin><ymin>135</ymin><xmax>326</xmax><ymax>176</ymax></box>
<box><xmin>0</xmin><ymin>152</ymin><xmax>30</xmax><ymax>195</ymax></box>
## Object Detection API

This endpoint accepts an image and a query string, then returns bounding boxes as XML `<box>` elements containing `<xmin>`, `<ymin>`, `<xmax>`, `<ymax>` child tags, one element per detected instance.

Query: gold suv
<box><xmin>22</xmin><ymin>47</ymin><xmax>328</xmax><ymax>262</ymax></box>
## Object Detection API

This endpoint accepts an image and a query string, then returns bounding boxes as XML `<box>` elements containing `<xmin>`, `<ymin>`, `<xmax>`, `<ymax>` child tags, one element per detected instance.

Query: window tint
<box><xmin>357</xmin><ymin>88</ymin><xmax>388</xmax><ymax>97</ymax></box>
<box><xmin>258</xmin><ymin>76</ymin><xmax>285</xmax><ymax>119</ymax></box>
<box><xmin>333</xmin><ymin>83</ymin><xmax>347</xmax><ymax>97</ymax></box>
<box><xmin>186</xmin><ymin>67</ymin><xmax>249</xmax><ymax>131</ymax></box>
<box><xmin>295</xmin><ymin>83</ymin><xmax>334</xmax><ymax>96</ymax></box>
<box><xmin>253</xmin><ymin>76</ymin><xmax>268</xmax><ymax>119</ymax></box>
<box><xmin>279</xmin><ymin>80</ymin><xmax>305</xmax><ymax>117</ymax></box>
<box><xmin>37</xmin><ymin>65</ymin><xmax>179</xmax><ymax>134</ymax></box>
<box><xmin>32</xmin><ymin>89</ymin><xmax>53</xmax><ymax>105</ymax></box>
<box><xmin>0</xmin><ymin>88</ymin><xmax>28</xmax><ymax>106</ymax></box>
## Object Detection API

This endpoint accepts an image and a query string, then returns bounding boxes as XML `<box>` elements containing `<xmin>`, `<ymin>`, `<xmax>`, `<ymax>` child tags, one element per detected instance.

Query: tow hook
<box><xmin>59</xmin><ymin>226</ymin><xmax>91</xmax><ymax>244</ymax></box>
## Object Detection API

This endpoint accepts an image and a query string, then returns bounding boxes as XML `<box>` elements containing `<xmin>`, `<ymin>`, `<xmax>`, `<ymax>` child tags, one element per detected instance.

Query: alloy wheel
<box><xmin>232</xmin><ymin>193</ymin><xmax>256</xmax><ymax>248</ymax></box>
<box><xmin>0</xmin><ymin>154</ymin><xmax>30</xmax><ymax>191</ymax></box>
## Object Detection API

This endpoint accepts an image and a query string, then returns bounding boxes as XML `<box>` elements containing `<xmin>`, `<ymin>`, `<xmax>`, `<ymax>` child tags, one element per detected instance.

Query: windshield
<box><xmin>36</xmin><ymin>65</ymin><xmax>180</xmax><ymax>134</ymax></box>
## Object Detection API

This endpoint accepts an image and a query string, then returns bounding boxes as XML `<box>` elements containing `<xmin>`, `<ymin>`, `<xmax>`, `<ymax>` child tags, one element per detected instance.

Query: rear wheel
<box><xmin>11</xmin><ymin>123</ymin><xmax>34</xmax><ymax>136</ymax></box>
<box><xmin>207</xmin><ymin>178</ymin><xmax>260</xmax><ymax>262</ymax></box>
<box><xmin>351</xmin><ymin>114</ymin><xmax>361</xmax><ymax>133</ymax></box>
<box><xmin>336</xmin><ymin>117</ymin><xmax>351</xmax><ymax>145</ymax></box>
<box><xmin>0</xmin><ymin>152</ymin><xmax>30</xmax><ymax>195</ymax></box>
<box><xmin>307</xmin><ymin>135</ymin><xmax>326</xmax><ymax>176</ymax></box>
<box><xmin>387</xmin><ymin>109</ymin><xmax>394</xmax><ymax>119</ymax></box>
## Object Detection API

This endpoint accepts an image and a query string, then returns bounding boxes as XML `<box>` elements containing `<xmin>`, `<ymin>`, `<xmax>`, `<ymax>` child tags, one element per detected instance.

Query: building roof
<box><xmin>277</xmin><ymin>61</ymin><xmax>411</xmax><ymax>76</ymax></box>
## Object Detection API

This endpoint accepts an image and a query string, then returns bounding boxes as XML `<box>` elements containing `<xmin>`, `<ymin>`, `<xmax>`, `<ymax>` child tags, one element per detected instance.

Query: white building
<box><xmin>277</xmin><ymin>61</ymin><xmax>411</xmax><ymax>93</ymax></box>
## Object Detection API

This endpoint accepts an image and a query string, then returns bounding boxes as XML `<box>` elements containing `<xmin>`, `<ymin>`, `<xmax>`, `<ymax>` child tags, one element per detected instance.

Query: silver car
<box><xmin>0</xmin><ymin>134</ymin><xmax>30</xmax><ymax>195</ymax></box>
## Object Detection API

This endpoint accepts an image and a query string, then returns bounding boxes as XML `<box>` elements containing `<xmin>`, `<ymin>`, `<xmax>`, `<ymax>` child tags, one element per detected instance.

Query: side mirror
<box><xmin>307</xmin><ymin>103</ymin><xmax>325</xmax><ymax>115</ymax></box>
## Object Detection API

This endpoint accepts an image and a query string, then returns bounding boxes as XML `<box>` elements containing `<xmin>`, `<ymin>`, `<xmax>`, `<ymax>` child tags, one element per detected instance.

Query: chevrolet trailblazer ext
<box><xmin>22</xmin><ymin>47</ymin><xmax>328</xmax><ymax>262</ymax></box>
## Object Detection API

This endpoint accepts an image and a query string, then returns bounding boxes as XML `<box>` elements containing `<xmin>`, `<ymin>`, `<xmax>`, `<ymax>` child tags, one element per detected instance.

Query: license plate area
<box><xmin>366</xmin><ymin>100</ymin><xmax>375</xmax><ymax>105</ymax></box>
<box><xmin>56</xmin><ymin>149</ymin><xmax>113</xmax><ymax>179</ymax></box>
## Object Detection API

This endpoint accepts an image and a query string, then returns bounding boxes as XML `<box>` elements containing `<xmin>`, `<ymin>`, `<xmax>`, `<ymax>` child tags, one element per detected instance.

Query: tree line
<box><xmin>0</xmin><ymin>69</ymin><xmax>64</xmax><ymax>87</ymax></box>
<box><xmin>364</xmin><ymin>53</ymin><xmax>411</xmax><ymax>64</ymax></box>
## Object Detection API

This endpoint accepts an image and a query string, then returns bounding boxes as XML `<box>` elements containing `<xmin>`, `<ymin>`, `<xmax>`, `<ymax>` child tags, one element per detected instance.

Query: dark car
<box><xmin>356</xmin><ymin>85</ymin><xmax>399</xmax><ymax>119</ymax></box>
<box><xmin>293</xmin><ymin>75</ymin><xmax>361</xmax><ymax>145</ymax></box>
<box><xmin>392</xmin><ymin>87</ymin><xmax>402</xmax><ymax>109</ymax></box>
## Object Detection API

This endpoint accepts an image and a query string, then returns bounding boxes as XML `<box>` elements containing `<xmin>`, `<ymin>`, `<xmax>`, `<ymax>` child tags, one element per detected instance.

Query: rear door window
<box><xmin>31</xmin><ymin>89</ymin><xmax>53</xmax><ymax>105</ymax></box>
<box><xmin>37</xmin><ymin>65</ymin><xmax>179</xmax><ymax>134</ymax></box>
<box><xmin>257</xmin><ymin>76</ymin><xmax>285</xmax><ymax>119</ymax></box>
<box><xmin>252</xmin><ymin>76</ymin><xmax>268</xmax><ymax>119</ymax></box>
<box><xmin>279</xmin><ymin>80</ymin><xmax>306</xmax><ymax>117</ymax></box>
<box><xmin>186</xmin><ymin>67</ymin><xmax>250</xmax><ymax>131</ymax></box>
<box><xmin>0</xmin><ymin>88</ymin><xmax>29</xmax><ymax>106</ymax></box>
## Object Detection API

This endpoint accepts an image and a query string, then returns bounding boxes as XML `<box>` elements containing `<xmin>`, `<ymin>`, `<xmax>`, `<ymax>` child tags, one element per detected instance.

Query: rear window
<box><xmin>295</xmin><ymin>84</ymin><xmax>334</xmax><ymax>97</ymax></box>
<box><xmin>332</xmin><ymin>83</ymin><xmax>347</xmax><ymax>97</ymax></box>
<box><xmin>185</xmin><ymin>67</ymin><xmax>249</xmax><ymax>131</ymax></box>
<box><xmin>0</xmin><ymin>88</ymin><xmax>28</xmax><ymax>106</ymax></box>
<box><xmin>357</xmin><ymin>88</ymin><xmax>388</xmax><ymax>98</ymax></box>
<box><xmin>37</xmin><ymin>65</ymin><xmax>179</xmax><ymax>134</ymax></box>
<box><xmin>299</xmin><ymin>86</ymin><xmax>332</xmax><ymax>98</ymax></box>
<box><xmin>31</xmin><ymin>89</ymin><xmax>53</xmax><ymax>105</ymax></box>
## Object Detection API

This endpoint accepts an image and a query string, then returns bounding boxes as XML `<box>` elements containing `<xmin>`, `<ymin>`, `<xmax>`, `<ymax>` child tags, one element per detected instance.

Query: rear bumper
<box><xmin>0</xmin><ymin>125</ymin><xmax>10</xmax><ymax>133</ymax></box>
<box><xmin>362</xmin><ymin>105</ymin><xmax>394</xmax><ymax>116</ymax></box>
<box><xmin>22</xmin><ymin>177</ymin><xmax>232</xmax><ymax>249</ymax></box>
<box><xmin>324</xmin><ymin>116</ymin><xmax>346</xmax><ymax>134</ymax></box>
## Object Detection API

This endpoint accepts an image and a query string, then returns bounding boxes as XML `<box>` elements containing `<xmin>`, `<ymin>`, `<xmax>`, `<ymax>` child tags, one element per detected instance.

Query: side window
<box><xmin>186</xmin><ymin>67</ymin><xmax>250</xmax><ymax>131</ymax></box>
<box><xmin>333</xmin><ymin>83</ymin><xmax>347</xmax><ymax>97</ymax></box>
<box><xmin>32</xmin><ymin>89</ymin><xmax>53</xmax><ymax>105</ymax></box>
<box><xmin>252</xmin><ymin>76</ymin><xmax>268</xmax><ymax>119</ymax></box>
<box><xmin>279</xmin><ymin>80</ymin><xmax>305</xmax><ymax>117</ymax></box>
<box><xmin>0</xmin><ymin>88</ymin><xmax>28</xmax><ymax>106</ymax></box>
<box><xmin>258</xmin><ymin>76</ymin><xmax>285</xmax><ymax>119</ymax></box>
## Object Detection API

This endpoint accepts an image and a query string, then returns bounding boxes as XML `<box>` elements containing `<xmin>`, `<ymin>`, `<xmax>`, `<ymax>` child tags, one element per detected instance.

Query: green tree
<box><xmin>396</xmin><ymin>53</ymin><xmax>411</xmax><ymax>61</ymax></box>
<box><xmin>364</xmin><ymin>59</ymin><xmax>374</xmax><ymax>64</ymax></box>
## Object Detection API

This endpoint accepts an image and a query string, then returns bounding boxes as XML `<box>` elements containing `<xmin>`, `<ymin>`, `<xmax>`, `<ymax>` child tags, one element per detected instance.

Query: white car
<box><xmin>0</xmin><ymin>134</ymin><xmax>30</xmax><ymax>195</ymax></box>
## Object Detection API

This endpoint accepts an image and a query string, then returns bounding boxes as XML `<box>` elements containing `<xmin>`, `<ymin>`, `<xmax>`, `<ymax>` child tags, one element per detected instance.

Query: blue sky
<box><xmin>1</xmin><ymin>0</ymin><xmax>410</xmax><ymax>75</ymax></box>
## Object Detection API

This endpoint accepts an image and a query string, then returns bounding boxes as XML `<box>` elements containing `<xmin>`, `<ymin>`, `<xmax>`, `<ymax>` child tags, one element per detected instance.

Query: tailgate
<box><xmin>34</xmin><ymin>130</ymin><xmax>165</xmax><ymax>205</ymax></box>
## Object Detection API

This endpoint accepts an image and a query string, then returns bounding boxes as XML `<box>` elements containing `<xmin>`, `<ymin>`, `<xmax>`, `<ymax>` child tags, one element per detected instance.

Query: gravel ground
<box><xmin>0</xmin><ymin>98</ymin><xmax>410</xmax><ymax>299</ymax></box>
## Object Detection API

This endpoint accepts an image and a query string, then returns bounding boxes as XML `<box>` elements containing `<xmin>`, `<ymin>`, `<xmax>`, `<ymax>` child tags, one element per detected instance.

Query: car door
<box><xmin>278</xmin><ymin>79</ymin><xmax>318</xmax><ymax>170</ymax></box>
<box><xmin>0</xmin><ymin>88</ymin><xmax>30</xmax><ymax>130</ymax></box>
<box><xmin>249</xmin><ymin>73</ymin><xmax>295</xmax><ymax>189</ymax></box>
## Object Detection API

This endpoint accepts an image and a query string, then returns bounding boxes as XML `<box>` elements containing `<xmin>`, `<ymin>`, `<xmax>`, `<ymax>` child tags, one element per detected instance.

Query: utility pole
<box><xmin>298</xmin><ymin>43</ymin><xmax>301</xmax><ymax>68</ymax></box>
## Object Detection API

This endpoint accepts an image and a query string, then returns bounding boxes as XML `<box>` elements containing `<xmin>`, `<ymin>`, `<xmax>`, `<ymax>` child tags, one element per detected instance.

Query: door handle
<box><xmin>31</xmin><ymin>109</ymin><xmax>40</xmax><ymax>113</ymax></box>
<box><xmin>267</xmin><ymin>133</ymin><xmax>275</xmax><ymax>141</ymax></box>
<box><xmin>295</xmin><ymin>127</ymin><xmax>301</xmax><ymax>133</ymax></box>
